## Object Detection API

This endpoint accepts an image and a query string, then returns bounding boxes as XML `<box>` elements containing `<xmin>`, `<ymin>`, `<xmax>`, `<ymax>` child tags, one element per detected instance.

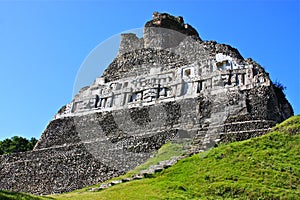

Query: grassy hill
<box><xmin>1</xmin><ymin>115</ymin><xmax>300</xmax><ymax>200</ymax></box>
<box><xmin>0</xmin><ymin>190</ymin><xmax>51</xmax><ymax>200</ymax></box>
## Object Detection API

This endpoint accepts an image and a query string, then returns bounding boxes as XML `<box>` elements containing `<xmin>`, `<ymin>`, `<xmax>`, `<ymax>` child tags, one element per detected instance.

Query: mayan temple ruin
<box><xmin>0</xmin><ymin>12</ymin><xmax>293</xmax><ymax>195</ymax></box>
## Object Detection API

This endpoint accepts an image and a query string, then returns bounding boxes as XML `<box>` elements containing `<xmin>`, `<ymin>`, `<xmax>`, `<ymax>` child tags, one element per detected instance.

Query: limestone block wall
<box><xmin>37</xmin><ymin>99</ymin><xmax>201</xmax><ymax>151</ymax></box>
<box><xmin>0</xmin><ymin>144</ymin><xmax>121</xmax><ymax>195</ymax></box>
<box><xmin>119</xmin><ymin>33</ymin><xmax>144</xmax><ymax>56</ymax></box>
<box><xmin>220</xmin><ymin>85</ymin><xmax>293</xmax><ymax>143</ymax></box>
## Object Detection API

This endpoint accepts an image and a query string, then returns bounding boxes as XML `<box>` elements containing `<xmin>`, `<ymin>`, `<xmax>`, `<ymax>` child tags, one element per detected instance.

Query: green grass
<box><xmin>4</xmin><ymin>115</ymin><xmax>300</xmax><ymax>199</ymax></box>
<box><xmin>0</xmin><ymin>190</ymin><xmax>52</xmax><ymax>200</ymax></box>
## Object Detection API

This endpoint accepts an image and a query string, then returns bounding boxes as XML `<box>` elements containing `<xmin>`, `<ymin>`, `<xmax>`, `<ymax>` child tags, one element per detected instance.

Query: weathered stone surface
<box><xmin>0</xmin><ymin>144</ymin><xmax>121</xmax><ymax>195</ymax></box>
<box><xmin>144</xmin><ymin>12</ymin><xmax>201</xmax><ymax>46</ymax></box>
<box><xmin>0</xmin><ymin>12</ymin><xmax>293</xmax><ymax>195</ymax></box>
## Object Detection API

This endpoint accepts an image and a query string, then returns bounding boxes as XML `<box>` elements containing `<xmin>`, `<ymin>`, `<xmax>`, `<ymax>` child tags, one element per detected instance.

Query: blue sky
<box><xmin>0</xmin><ymin>0</ymin><xmax>299</xmax><ymax>140</ymax></box>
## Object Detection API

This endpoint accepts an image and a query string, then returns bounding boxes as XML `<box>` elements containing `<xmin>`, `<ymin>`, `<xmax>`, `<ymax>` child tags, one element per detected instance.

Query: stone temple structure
<box><xmin>0</xmin><ymin>12</ymin><xmax>293</xmax><ymax>195</ymax></box>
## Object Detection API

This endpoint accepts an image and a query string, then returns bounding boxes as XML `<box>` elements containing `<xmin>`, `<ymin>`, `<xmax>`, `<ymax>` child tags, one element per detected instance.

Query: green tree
<box><xmin>27</xmin><ymin>137</ymin><xmax>38</xmax><ymax>150</ymax></box>
<box><xmin>0</xmin><ymin>136</ymin><xmax>38</xmax><ymax>155</ymax></box>
<box><xmin>0</xmin><ymin>138</ymin><xmax>13</xmax><ymax>154</ymax></box>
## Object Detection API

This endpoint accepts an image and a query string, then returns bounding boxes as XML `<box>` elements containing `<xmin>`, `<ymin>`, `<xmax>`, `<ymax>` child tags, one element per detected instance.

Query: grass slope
<box><xmin>0</xmin><ymin>190</ymin><xmax>52</xmax><ymax>200</ymax></box>
<box><xmin>2</xmin><ymin>115</ymin><xmax>300</xmax><ymax>199</ymax></box>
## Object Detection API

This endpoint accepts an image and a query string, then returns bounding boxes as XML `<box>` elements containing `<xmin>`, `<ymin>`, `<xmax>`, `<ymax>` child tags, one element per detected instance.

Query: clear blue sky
<box><xmin>0</xmin><ymin>0</ymin><xmax>299</xmax><ymax>140</ymax></box>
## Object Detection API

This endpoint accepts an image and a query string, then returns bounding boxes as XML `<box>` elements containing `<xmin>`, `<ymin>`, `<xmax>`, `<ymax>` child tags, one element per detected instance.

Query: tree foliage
<box><xmin>274</xmin><ymin>80</ymin><xmax>287</xmax><ymax>91</ymax></box>
<box><xmin>0</xmin><ymin>136</ymin><xmax>38</xmax><ymax>155</ymax></box>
